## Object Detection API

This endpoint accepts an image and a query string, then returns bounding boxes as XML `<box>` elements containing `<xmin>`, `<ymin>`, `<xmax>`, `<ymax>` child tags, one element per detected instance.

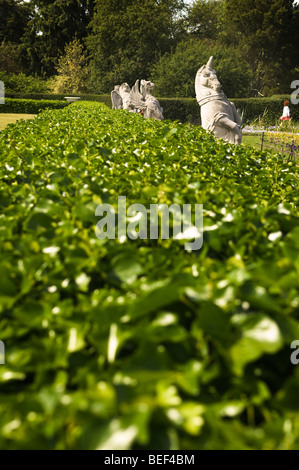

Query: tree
<box><xmin>0</xmin><ymin>0</ymin><xmax>31</xmax><ymax>44</ymax></box>
<box><xmin>150</xmin><ymin>38</ymin><xmax>252</xmax><ymax>97</ymax></box>
<box><xmin>87</xmin><ymin>0</ymin><xmax>185</xmax><ymax>93</ymax></box>
<box><xmin>50</xmin><ymin>38</ymin><xmax>89</xmax><ymax>93</ymax></box>
<box><xmin>222</xmin><ymin>0</ymin><xmax>298</xmax><ymax>94</ymax></box>
<box><xmin>22</xmin><ymin>0</ymin><xmax>95</xmax><ymax>76</ymax></box>
<box><xmin>0</xmin><ymin>41</ymin><xmax>24</xmax><ymax>73</ymax></box>
<box><xmin>187</xmin><ymin>0</ymin><xmax>225</xmax><ymax>40</ymax></box>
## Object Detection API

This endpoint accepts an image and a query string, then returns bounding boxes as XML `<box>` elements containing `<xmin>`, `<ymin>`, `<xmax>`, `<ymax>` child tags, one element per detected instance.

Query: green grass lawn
<box><xmin>0</xmin><ymin>113</ymin><xmax>36</xmax><ymax>130</ymax></box>
<box><xmin>242</xmin><ymin>132</ymin><xmax>298</xmax><ymax>161</ymax></box>
<box><xmin>242</xmin><ymin>134</ymin><xmax>262</xmax><ymax>150</ymax></box>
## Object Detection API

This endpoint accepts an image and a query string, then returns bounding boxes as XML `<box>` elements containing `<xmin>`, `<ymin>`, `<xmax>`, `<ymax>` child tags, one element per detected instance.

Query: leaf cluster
<box><xmin>0</xmin><ymin>102</ymin><xmax>298</xmax><ymax>449</ymax></box>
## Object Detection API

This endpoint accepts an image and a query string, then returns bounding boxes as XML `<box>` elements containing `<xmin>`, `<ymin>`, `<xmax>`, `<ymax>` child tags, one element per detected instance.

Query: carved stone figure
<box><xmin>111</xmin><ymin>80</ymin><xmax>164</xmax><ymax>120</ymax></box>
<box><xmin>195</xmin><ymin>56</ymin><xmax>242</xmax><ymax>144</ymax></box>
<box><xmin>119</xmin><ymin>83</ymin><xmax>133</xmax><ymax>111</ymax></box>
<box><xmin>111</xmin><ymin>85</ymin><xmax>123</xmax><ymax>109</ymax></box>
<box><xmin>140</xmin><ymin>80</ymin><xmax>164</xmax><ymax>120</ymax></box>
<box><xmin>128</xmin><ymin>79</ymin><xmax>164</xmax><ymax>120</ymax></box>
<box><xmin>0</xmin><ymin>80</ymin><xmax>4</xmax><ymax>104</ymax></box>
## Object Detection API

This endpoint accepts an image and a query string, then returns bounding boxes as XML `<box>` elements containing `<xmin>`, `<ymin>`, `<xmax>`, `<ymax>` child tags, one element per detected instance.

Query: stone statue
<box><xmin>111</xmin><ymin>80</ymin><xmax>164</xmax><ymax>120</ymax></box>
<box><xmin>119</xmin><ymin>83</ymin><xmax>134</xmax><ymax>111</ymax></box>
<box><xmin>139</xmin><ymin>79</ymin><xmax>164</xmax><ymax>120</ymax></box>
<box><xmin>111</xmin><ymin>85</ymin><xmax>123</xmax><ymax>109</ymax></box>
<box><xmin>195</xmin><ymin>56</ymin><xmax>242</xmax><ymax>144</ymax></box>
<box><xmin>0</xmin><ymin>80</ymin><xmax>4</xmax><ymax>104</ymax></box>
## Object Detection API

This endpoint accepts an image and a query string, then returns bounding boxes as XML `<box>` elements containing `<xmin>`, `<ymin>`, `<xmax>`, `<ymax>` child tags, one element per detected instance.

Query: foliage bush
<box><xmin>5</xmin><ymin>93</ymin><xmax>67</xmax><ymax>101</ymax></box>
<box><xmin>0</xmin><ymin>98</ymin><xmax>69</xmax><ymax>114</ymax></box>
<box><xmin>50</xmin><ymin>39</ymin><xmax>89</xmax><ymax>94</ymax></box>
<box><xmin>159</xmin><ymin>98</ymin><xmax>201</xmax><ymax>124</ymax></box>
<box><xmin>150</xmin><ymin>39</ymin><xmax>252</xmax><ymax>98</ymax></box>
<box><xmin>2</xmin><ymin>94</ymin><xmax>298</xmax><ymax>125</ymax></box>
<box><xmin>4</xmin><ymin>93</ymin><xmax>112</xmax><ymax>106</ymax></box>
<box><xmin>233</xmin><ymin>98</ymin><xmax>299</xmax><ymax>124</ymax></box>
<box><xmin>0</xmin><ymin>72</ymin><xmax>50</xmax><ymax>93</ymax></box>
<box><xmin>0</xmin><ymin>102</ymin><xmax>299</xmax><ymax>450</ymax></box>
<box><xmin>159</xmin><ymin>97</ymin><xmax>299</xmax><ymax>124</ymax></box>
<box><xmin>0</xmin><ymin>41</ymin><xmax>24</xmax><ymax>74</ymax></box>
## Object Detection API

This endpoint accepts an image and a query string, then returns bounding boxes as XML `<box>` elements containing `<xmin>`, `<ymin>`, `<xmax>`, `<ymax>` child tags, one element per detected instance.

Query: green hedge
<box><xmin>0</xmin><ymin>98</ymin><xmax>69</xmax><ymax>114</ymax></box>
<box><xmin>160</xmin><ymin>97</ymin><xmax>299</xmax><ymax>124</ymax></box>
<box><xmin>0</xmin><ymin>101</ymin><xmax>299</xmax><ymax>450</ymax></box>
<box><xmin>3</xmin><ymin>95</ymin><xmax>200</xmax><ymax>122</ymax></box>
<box><xmin>159</xmin><ymin>98</ymin><xmax>201</xmax><ymax>125</ymax></box>
<box><xmin>232</xmin><ymin>97</ymin><xmax>299</xmax><ymax>123</ymax></box>
<box><xmin>2</xmin><ymin>95</ymin><xmax>298</xmax><ymax>124</ymax></box>
<box><xmin>5</xmin><ymin>93</ymin><xmax>66</xmax><ymax>100</ymax></box>
<box><xmin>0</xmin><ymin>72</ymin><xmax>50</xmax><ymax>94</ymax></box>
<box><xmin>5</xmin><ymin>93</ymin><xmax>112</xmax><ymax>107</ymax></box>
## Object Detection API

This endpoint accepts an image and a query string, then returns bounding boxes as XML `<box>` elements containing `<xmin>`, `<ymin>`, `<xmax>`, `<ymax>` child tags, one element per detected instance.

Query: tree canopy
<box><xmin>22</xmin><ymin>0</ymin><xmax>95</xmax><ymax>76</ymax></box>
<box><xmin>0</xmin><ymin>0</ymin><xmax>298</xmax><ymax>96</ymax></box>
<box><xmin>222</xmin><ymin>0</ymin><xmax>298</xmax><ymax>93</ymax></box>
<box><xmin>151</xmin><ymin>39</ymin><xmax>252</xmax><ymax>97</ymax></box>
<box><xmin>0</xmin><ymin>0</ymin><xmax>31</xmax><ymax>44</ymax></box>
<box><xmin>50</xmin><ymin>38</ymin><xmax>89</xmax><ymax>93</ymax></box>
<box><xmin>86</xmin><ymin>0</ymin><xmax>186</xmax><ymax>93</ymax></box>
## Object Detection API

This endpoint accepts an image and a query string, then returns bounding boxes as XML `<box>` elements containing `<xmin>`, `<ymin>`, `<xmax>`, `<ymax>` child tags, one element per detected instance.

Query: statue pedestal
<box><xmin>64</xmin><ymin>97</ymin><xmax>81</xmax><ymax>103</ymax></box>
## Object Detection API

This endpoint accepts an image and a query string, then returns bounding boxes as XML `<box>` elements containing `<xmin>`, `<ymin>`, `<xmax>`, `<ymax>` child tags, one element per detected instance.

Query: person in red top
<box><xmin>280</xmin><ymin>100</ymin><xmax>291</xmax><ymax>121</ymax></box>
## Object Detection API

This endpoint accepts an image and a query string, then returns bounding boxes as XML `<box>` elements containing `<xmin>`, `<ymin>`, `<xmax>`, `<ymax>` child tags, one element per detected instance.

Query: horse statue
<box><xmin>195</xmin><ymin>56</ymin><xmax>242</xmax><ymax>144</ymax></box>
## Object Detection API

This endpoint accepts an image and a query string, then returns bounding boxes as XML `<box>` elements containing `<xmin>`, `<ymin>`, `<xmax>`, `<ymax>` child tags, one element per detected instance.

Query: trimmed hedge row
<box><xmin>0</xmin><ymin>98</ymin><xmax>69</xmax><ymax>114</ymax></box>
<box><xmin>159</xmin><ymin>97</ymin><xmax>299</xmax><ymax>124</ymax></box>
<box><xmin>2</xmin><ymin>95</ymin><xmax>298</xmax><ymax>123</ymax></box>
<box><xmin>3</xmin><ymin>95</ymin><xmax>203</xmax><ymax>123</ymax></box>
<box><xmin>1</xmin><ymin>101</ymin><xmax>299</xmax><ymax>450</ymax></box>
<box><xmin>159</xmin><ymin>98</ymin><xmax>201</xmax><ymax>125</ymax></box>
<box><xmin>5</xmin><ymin>93</ymin><xmax>112</xmax><ymax>107</ymax></box>
<box><xmin>160</xmin><ymin>97</ymin><xmax>299</xmax><ymax>124</ymax></box>
<box><xmin>233</xmin><ymin>97</ymin><xmax>299</xmax><ymax>123</ymax></box>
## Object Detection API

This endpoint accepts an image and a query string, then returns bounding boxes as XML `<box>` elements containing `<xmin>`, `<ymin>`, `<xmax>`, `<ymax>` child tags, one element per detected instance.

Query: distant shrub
<box><xmin>233</xmin><ymin>98</ymin><xmax>299</xmax><ymax>124</ymax></box>
<box><xmin>4</xmin><ymin>93</ymin><xmax>112</xmax><ymax>107</ymax></box>
<box><xmin>151</xmin><ymin>39</ymin><xmax>252</xmax><ymax>98</ymax></box>
<box><xmin>0</xmin><ymin>72</ymin><xmax>50</xmax><ymax>93</ymax></box>
<box><xmin>50</xmin><ymin>39</ymin><xmax>89</xmax><ymax>94</ymax></box>
<box><xmin>1</xmin><ymin>98</ymin><xmax>68</xmax><ymax>114</ymax></box>
<box><xmin>159</xmin><ymin>98</ymin><xmax>201</xmax><ymax>124</ymax></box>
<box><xmin>160</xmin><ymin>97</ymin><xmax>299</xmax><ymax>124</ymax></box>
<box><xmin>0</xmin><ymin>41</ymin><xmax>23</xmax><ymax>74</ymax></box>
<box><xmin>2</xmin><ymin>95</ymin><xmax>298</xmax><ymax>125</ymax></box>
<box><xmin>5</xmin><ymin>93</ymin><xmax>66</xmax><ymax>101</ymax></box>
